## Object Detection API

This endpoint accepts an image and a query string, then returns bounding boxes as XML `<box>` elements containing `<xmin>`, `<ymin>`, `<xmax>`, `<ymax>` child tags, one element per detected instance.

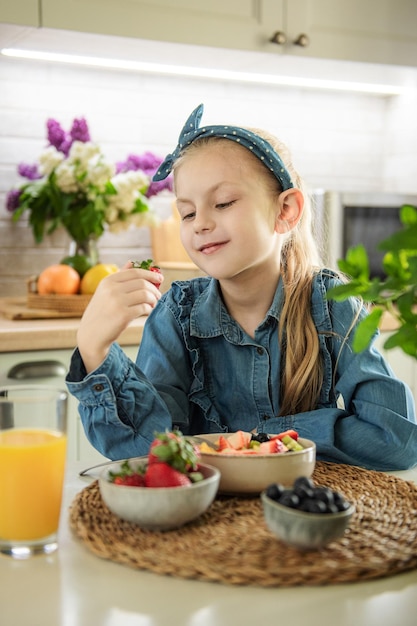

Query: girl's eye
<box><xmin>216</xmin><ymin>200</ymin><xmax>236</xmax><ymax>209</ymax></box>
<box><xmin>181</xmin><ymin>211</ymin><xmax>195</xmax><ymax>221</ymax></box>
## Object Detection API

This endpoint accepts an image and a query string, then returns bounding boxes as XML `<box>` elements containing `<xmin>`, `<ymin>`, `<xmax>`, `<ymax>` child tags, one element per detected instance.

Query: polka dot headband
<box><xmin>153</xmin><ymin>103</ymin><xmax>294</xmax><ymax>191</ymax></box>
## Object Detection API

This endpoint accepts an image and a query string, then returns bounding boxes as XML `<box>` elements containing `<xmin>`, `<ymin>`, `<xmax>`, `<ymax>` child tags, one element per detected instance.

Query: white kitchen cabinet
<box><xmin>40</xmin><ymin>0</ymin><xmax>283</xmax><ymax>52</ymax></box>
<box><xmin>284</xmin><ymin>0</ymin><xmax>417</xmax><ymax>67</ymax></box>
<box><xmin>39</xmin><ymin>0</ymin><xmax>417</xmax><ymax>66</ymax></box>
<box><xmin>0</xmin><ymin>344</ymin><xmax>139</xmax><ymax>464</ymax></box>
<box><xmin>0</xmin><ymin>0</ymin><xmax>39</xmax><ymax>26</ymax></box>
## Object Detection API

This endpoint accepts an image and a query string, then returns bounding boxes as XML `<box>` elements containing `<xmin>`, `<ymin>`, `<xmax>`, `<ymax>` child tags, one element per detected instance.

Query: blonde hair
<box><xmin>174</xmin><ymin>133</ymin><xmax>325</xmax><ymax>416</ymax></box>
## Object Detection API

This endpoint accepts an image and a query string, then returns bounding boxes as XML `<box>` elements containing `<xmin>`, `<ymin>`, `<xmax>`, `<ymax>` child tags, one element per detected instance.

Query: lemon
<box><xmin>80</xmin><ymin>263</ymin><xmax>119</xmax><ymax>294</ymax></box>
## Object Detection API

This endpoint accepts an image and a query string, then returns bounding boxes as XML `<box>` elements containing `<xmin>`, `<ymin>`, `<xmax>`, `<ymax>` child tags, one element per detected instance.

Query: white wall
<box><xmin>0</xmin><ymin>53</ymin><xmax>416</xmax><ymax>296</ymax></box>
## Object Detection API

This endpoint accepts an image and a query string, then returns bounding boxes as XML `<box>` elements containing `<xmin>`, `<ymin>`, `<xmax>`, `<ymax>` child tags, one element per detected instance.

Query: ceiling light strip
<box><xmin>0</xmin><ymin>47</ymin><xmax>406</xmax><ymax>95</ymax></box>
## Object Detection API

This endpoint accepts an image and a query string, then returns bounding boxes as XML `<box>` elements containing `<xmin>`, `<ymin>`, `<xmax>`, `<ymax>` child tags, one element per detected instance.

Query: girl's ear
<box><xmin>275</xmin><ymin>188</ymin><xmax>304</xmax><ymax>233</ymax></box>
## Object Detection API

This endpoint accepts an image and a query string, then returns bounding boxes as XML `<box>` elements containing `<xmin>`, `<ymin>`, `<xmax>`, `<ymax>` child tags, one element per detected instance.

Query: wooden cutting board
<box><xmin>0</xmin><ymin>297</ymin><xmax>83</xmax><ymax>320</ymax></box>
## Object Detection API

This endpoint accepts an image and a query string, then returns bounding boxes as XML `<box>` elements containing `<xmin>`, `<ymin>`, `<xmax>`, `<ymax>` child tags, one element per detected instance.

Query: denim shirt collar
<box><xmin>188</xmin><ymin>270</ymin><xmax>335</xmax><ymax>341</ymax></box>
<box><xmin>189</xmin><ymin>277</ymin><xmax>286</xmax><ymax>342</ymax></box>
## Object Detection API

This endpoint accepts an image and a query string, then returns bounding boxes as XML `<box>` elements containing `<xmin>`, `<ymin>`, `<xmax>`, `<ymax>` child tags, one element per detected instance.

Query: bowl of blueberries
<box><xmin>261</xmin><ymin>476</ymin><xmax>355</xmax><ymax>550</ymax></box>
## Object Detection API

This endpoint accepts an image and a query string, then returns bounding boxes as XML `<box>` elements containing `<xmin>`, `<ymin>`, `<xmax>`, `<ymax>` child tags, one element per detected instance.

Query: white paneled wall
<box><xmin>0</xmin><ymin>54</ymin><xmax>416</xmax><ymax>296</ymax></box>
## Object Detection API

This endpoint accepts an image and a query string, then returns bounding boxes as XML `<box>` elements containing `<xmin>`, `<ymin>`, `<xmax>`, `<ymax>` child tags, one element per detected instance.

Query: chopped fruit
<box><xmin>272</xmin><ymin>429</ymin><xmax>299</xmax><ymax>441</ymax></box>
<box><xmin>281</xmin><ymin>435</ymin><xmax>304</xmax><ymax>451</ymax></box>
<box><xmin>217</xmin><ymin>435</ymin><xmax>234</xmax><ymax>452</ymax></box>
<box><xmin>198</xmin><ymin>430</ymin><xmax>304</xmax><ymax>456</ymax></box>
<box><xmin>226</xmin><ymin>430</ymin><xmax>251</xmax><ymax>449</ymax></box>
<box><xmin>258</xmin><ymin>439</ymin><xmax>288</xmax><ymax>454</ymax></box>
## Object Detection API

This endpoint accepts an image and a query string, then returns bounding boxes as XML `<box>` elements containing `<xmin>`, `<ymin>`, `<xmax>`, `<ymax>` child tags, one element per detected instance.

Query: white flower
<box><xmin>55</xmin><ymin>162</ymin><xmax>78</xmax><ymax>193</ymax></box>
<box><xmin>86</xmin><ymin>155</ymin><xmax>114</xmax><ymax>189</ymax></box>
<box><xmin>68</xmin><ymin>141</ymin><xmax>100</xmax><ymax>168</ymax></box>
<box><xmin>38</xmin><ymin>146</ymin><xmax>64</xmax><ymax>176</ymax></box>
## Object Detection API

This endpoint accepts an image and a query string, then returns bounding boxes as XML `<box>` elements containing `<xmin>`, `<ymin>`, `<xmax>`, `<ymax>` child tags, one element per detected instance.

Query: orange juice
<box><xmin>0</xmin><ymin>428</ymin><xmax>67</xmax><ymax>540</ymax></box>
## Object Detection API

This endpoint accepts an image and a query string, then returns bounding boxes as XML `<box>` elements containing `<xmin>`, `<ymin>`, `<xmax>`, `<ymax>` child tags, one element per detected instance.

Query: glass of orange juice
<box><xmin>0</xmin><ymin>385</ymin><xmax>68</xmax><ymax>559</ymax></box>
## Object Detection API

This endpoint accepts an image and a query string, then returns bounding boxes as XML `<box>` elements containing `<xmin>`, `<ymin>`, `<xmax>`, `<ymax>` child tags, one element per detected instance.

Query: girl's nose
<box><xmin>193</xmin><ymin>209</ymin><xmax>215</xmax><ymax>233</ymax></box>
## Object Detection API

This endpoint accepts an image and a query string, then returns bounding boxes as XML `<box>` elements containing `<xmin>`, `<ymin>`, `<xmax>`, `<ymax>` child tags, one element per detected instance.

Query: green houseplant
<box><xmin>327</xmin><ymin>204</ymin><xmax>417</xmax><ymax>360</ymax></box>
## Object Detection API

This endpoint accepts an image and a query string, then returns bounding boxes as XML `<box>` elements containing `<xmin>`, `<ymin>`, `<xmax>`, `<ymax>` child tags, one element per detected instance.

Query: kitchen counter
<box><xmin>1</xmin><ymin>462</ymin><xmax>417</xmax><ymax>626</ymax></box>
<box><xmin>0</xmin><ymin>305</ymin><xmax>148</xmax><ymax>352</ymax></box>
<box><xmin>0</xmin><ymin>295</ymin><xmax>400</xmax><ymax>354</ymax></box>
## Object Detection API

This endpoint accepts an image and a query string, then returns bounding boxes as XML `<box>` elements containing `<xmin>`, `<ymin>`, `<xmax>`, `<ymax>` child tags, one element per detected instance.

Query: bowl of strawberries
<box><xmin>196</xmin><ymin>430</ymin><xmax>316</xmax><ymax>495</ymax></box>
<box><xmin>98</xmin><ymin>431</ymin><xmax>220</xmax><ymax>530</ymax></box>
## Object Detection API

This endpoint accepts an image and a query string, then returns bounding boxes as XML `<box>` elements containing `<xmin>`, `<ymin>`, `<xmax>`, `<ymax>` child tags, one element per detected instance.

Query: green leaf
<box><xmin>337</xmin><ymin>244</ymin><xmax>370</xmax><ymax>280</ymax></box>
<box><xmin>326</xmin><ymin>281</ymin><xmax>366</xmax><ymax>301</ymax></box>
<box><xmin>400</xmin><ymin>204</ymin><xmax>417</xmax><ymax>226</ymax></box>
<box><xmin>379</xmin><ymin>225</ymin><xmax>417</xmax><ymax>252</ymax></box>
<box><xmin>383</xmin><ymin>324</ymin><xmax>417</xmax><ymax>359</ymax></box>
<box><xmin>352</xmin><ymin>308</ymin><xmax>384</xmax><ymax>353</ymax></box>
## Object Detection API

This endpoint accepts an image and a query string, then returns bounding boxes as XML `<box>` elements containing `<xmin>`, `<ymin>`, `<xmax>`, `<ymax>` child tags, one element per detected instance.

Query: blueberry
<box><xmin>279</xmin><ymin>491</ymin><xmax>300</xmax><ymax>508</ymax></box>
<box><xmin>294</xmin><ymin>476</ymin><xmax>315</xmax><ymax>490</ymax></box>
<box><xmin>251</xmin><ymin>433</ymin><xmax>270</xmax><ymax>443</ymax></box>
<box><xmin>336</xmin><ymin>499</ymin><xmax>351</xmax><ymax>512</ymax></box>
<box><xmin>265</xmin><ymin>483</ymin><xmax>285</xmax><ymax>501</ymax></box>
<box><xmin>312</xmin><ymin>486</ymin><xmax>334</xmax><ymax>506</ymax></box>
<box><xmin>300</xmin><ymin>498</ymin><xmax>327</xmax><ymax>514</ymax></box>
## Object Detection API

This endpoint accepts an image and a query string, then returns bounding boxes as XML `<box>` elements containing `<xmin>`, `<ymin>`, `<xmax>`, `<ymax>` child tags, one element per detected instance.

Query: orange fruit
<box><xmin>80</xmin><ymin>263</ymin><xmax>119</xmax><ymax>294</ymax></box>
<box><xmin>37</xmin><ymin>264</ymin><xmax>81</xmax><ymax>295</ymax></box>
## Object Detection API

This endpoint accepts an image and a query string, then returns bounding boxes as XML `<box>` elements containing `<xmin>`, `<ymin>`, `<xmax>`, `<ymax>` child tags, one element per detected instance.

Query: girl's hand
<box><xmin>77</xmin><ymin>261</ymin><xmax>163</xmax><ymax>373</ymax></box>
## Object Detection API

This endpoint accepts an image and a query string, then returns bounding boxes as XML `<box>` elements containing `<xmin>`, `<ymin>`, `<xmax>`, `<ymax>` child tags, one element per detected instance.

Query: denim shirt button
<box><xmin>256</xmin><ymin>347</ymin><xmax>264</xmax><ymax>355</ymax></box>
<box><xmin>93</xmin><ymin>383</ymin><xmax>105</xmax><ymax>392</ymax></box>
<box><xmin>263</xmin><ymin>414</ymin><xmax>270</xmax><ymax>420</ymax></box>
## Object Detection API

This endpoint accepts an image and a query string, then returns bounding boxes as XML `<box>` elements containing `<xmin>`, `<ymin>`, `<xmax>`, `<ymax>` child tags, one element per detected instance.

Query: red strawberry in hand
<box><xmin>144</xmin><ymin>462</ymin><xmax>192</xmax><ymax>488</ymax></box>
<box><xmin>131</xmin><ymin>259</ymin><xmax>162</xmax><ymax>289</ymax></box>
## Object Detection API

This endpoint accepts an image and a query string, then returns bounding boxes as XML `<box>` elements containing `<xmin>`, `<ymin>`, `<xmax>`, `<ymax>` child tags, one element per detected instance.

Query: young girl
<box><xmin>66</xmin><ymin>104</ymin><xmax>417</xmax><ymax>471</ymax></box>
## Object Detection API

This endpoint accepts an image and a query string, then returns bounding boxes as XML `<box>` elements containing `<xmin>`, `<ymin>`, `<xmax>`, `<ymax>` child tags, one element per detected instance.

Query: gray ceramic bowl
<box><xmin>261</xmin><ymin>491</ymin><xmax>355</xmax><ymax>550</ymax></box>
<box><xmin>99</xmin><ymin>457</ymin><xmax>220</xmax><ymax>531</ymax></box>
<box><xmin>198</xmin><ymin>434</ymin><xmax>316</xmax><ymax>494</ymax></box>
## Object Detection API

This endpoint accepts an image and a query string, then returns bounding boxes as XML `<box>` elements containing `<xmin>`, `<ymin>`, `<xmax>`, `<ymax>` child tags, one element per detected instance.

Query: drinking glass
<box><xmin>0</xmin><ymin>385</ymin><xmax>68</xmax><ymax>558</ymax></box>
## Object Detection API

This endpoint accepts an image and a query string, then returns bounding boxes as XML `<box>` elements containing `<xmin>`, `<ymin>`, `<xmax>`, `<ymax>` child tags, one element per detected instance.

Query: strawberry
<box><xmin>114</xmin><ymin>473</ymin><xmax>145</xmax><ymax>487</ymax></box>
<box><xmin>131</xmin><ymin>258</ymin><xmax>162</xmax><ymax>289</ymax></box>
<box><xmin>148</xmin><ymin>430</ymin><xmax>200</xmax><ymax>473</ymax></box>
<box><xmin>226</xmin><ymin>430</ymin><xmax>251</xmax><ymax>450</ymax></box>
<box><xmin>109</xmin><ymin>459</ymin><xmax>146</xmax><ymax>486</ymax></box>
<box><xmin>217</xmin><ymin>435</ymin><xmax>234</xmax><ymax>451</ymax></box>
<box><xmin>144</xmin><ymin>461</ymin><xmax>192</xmax><ymax>488</ymax></box>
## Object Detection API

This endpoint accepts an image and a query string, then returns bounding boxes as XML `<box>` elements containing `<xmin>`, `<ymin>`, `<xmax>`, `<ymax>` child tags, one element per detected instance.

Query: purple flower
<box><xmin>146</xmin><ymin>178</ymin><xmax>173</xmax><ymax>198</ymax></box>
<box><xmin>116</xmin><ymin>151</ymin><xmax>163</xmax><ymax>175</ymax></box>
<box><xmin>6</xmin><ymin>189</ymin><xmax>22</xmax><ymax>212</ymax></box>
<box><xmin>70</xmin><ymin>117</ymin><xmax>90</xmax><ymax>143</ymax></box>
<box><xmin>115</xmin><ymin>151</ymin><xmax>173</xmax><ymax>196</ymax></box>
<box><xmin>17</xmin><ymin>162</ymin><xmax>42</xmax><ymax>181</ymax></box>
<box><xmin>47</xmin><ymin>119</ymin><xmax>66</xmax><ymax>152</ymax></box>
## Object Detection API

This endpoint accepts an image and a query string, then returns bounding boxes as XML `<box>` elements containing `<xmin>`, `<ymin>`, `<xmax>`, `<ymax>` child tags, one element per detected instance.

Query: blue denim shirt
<box><xmin>66</xmin><ymin>270</ymin><xmax>417</xmax><ymax>470</ymax></box>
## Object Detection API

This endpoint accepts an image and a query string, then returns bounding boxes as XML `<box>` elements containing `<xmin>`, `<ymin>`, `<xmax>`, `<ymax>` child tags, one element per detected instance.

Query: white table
<box><xmin>1</xmin><ymin>463</ymin><xmax>417</xmax><ymax>626</ymax></box>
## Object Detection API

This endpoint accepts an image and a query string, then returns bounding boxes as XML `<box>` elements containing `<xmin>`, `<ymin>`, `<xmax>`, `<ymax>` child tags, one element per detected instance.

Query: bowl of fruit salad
<box><xmin>196</xmin><ymin>430</ymin><xmax>316</xmax><ymax>494</ymax></box>
<box><xmin>261</xmin><ymin>477</ymin><xmax>355</xmax><ymax>550</ymax></box>
<box><xmin>99</xmin><ymin>431</ymin><xmax>220</xmax><ymax>530</ymax></box>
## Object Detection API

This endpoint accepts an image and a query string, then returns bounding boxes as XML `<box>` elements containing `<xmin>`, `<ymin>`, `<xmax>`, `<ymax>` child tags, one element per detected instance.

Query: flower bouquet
<box><xmin>6</xmin><ymin>117</ymin><xmax>173</xmax><ymax>249</ymax></box>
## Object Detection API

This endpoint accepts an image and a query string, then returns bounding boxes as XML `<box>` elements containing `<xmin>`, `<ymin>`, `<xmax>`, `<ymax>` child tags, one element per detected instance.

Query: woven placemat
<box><xmin>69</xmin><ymin>461</ymin><xmax>417</xmax><ymax>587</ymax></box>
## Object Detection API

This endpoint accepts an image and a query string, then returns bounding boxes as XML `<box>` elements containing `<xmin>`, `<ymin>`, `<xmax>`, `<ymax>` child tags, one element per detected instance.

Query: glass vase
<box><xmin>67</xmin><ymin>237</ymin><xmax>99</xmax><ymax>266</ymax></box>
